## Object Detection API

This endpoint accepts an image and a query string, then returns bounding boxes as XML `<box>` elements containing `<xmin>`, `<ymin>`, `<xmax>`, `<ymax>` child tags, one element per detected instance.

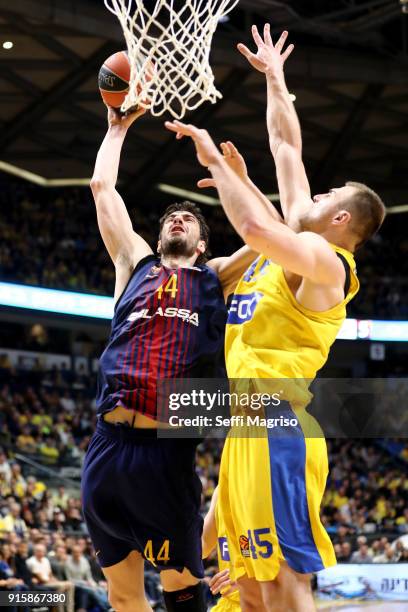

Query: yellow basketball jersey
<box><xmin>218</xmin><ymin>245</ymin><xmax>358</xmax><ymax>583</ymax></box>
<box><xmin>226</xmin><ymin>245</ymin><xmax>359</xmax><ymax>403</ymax></box>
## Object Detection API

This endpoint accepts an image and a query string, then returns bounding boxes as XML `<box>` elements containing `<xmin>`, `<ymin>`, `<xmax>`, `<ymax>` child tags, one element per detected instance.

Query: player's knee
<box><xmin>163</xmin><ymin>583</ymin><xmax>206</xmax><ymax>612</ymax></box>
<box><xmin>109</xmin><ymin>587</ymin><xmax>146</xmax><ymax>611</ymax></box>
<box><xmin>260</xmin><ymin>582</ymin><xmax>281</xmax><ymax>611</ymax></box>
<box><xmin>161</xmin><ymin>568</ymin><xmax>199</xmax><ymax>591</ymax></box>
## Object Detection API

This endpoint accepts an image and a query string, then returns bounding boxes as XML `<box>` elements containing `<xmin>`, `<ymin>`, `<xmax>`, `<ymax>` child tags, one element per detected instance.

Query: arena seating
<box><xmin>1</xmin><ymin>179</ymin><xmax>407</xmax><ymax>319</ymax></box>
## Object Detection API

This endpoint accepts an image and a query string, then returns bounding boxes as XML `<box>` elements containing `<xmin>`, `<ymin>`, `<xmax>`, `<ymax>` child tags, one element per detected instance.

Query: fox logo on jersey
<box><xmin>228</xmin><ymin>292</ymin><xmax>263</xmax><ymax>325</ymax></box>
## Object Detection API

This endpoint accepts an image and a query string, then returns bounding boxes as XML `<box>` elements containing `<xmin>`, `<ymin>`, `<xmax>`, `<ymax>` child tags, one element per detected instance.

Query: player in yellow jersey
<box><xmin>202</xmin><ymin>487</ymin><xmax>241</xmax><ymax>612</ymax></box>
<box><xmin>166</xmin><ymin>24</ymin><xmax>386</xmax><ymax>612</ymax></box>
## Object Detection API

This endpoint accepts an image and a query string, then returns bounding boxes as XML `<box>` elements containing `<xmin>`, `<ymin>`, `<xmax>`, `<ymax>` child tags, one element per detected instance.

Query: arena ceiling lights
<box><xmin>0</xmin><ymin>160</ymin><xmax>91</xmax><ymax>187</ymax></box>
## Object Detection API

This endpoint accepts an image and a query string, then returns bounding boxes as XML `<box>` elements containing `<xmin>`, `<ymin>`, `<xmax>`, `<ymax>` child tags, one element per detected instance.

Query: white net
<box><xmin>104</xmin><ymin>0</ymin><xmax>240</xmax><ymax>118</ymax></box>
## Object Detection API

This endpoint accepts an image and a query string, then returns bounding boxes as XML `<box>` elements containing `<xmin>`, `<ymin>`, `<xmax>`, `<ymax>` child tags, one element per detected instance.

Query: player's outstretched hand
<box><xmin>107</xmin><ymin>105</ymin><xmax>146</xmax><ymax>130</ymax></box>
<box><xmin>238</xmin><ymin>24</ymin><xmax>294</xmax><ymax>74</ymax></box>
<box><xmin>209</xmin><ymin>568</ymin><xmax>238</xmax><ymax>596</ymax></box>
<box><xmin>198</xmin><ymin>141</ymin><xmax>248</xmax><ymax>189</ymax></box>
<box><xmin>165</xmin><ymin>120</ymin><xmax>222</xmax><ymax>167</ymax></box>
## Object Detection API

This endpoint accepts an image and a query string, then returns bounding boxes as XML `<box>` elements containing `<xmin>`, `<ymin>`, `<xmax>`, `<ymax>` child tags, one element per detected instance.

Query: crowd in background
<box><xmin>0</xmin><ymin>363</ymin><xmax>406</xmax><ymax>610</ymax></box>
<box><xmin>0</xmin><ymin>179</ymin><xmax>407</xmax><ymax>319</ymax></box>
<box><xmin>1</xmin><ymin>363</ymin><xmax>408</xmax><ymax>530</ymax></box>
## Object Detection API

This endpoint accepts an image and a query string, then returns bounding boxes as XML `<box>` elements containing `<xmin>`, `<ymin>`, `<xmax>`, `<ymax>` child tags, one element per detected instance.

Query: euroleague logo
<box><xmin>239</xmin><ymin>534</ymin><xmax>250</xmax><ymax>558</ymax></box>
<box><xmin>228</xmin><ymin>292</ymin><xmax>263</xmax><ymax>325</ymax></box>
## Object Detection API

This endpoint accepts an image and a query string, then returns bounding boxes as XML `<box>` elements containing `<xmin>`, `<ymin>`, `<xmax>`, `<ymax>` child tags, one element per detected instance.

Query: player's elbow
<box><xmin>90</xmin><ymin>177</ymin><xmax>107</xmax><ymax>195</ymax></box>
<box><xmin>240</xmin><ymin>219</ymin><xmax>265</xmax><ymax>251</ymax></box>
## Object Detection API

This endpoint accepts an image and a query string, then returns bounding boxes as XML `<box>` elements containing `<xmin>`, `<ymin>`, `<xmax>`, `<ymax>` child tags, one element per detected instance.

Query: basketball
<box><xmin>98</xmin><ymin>50</ymin><xmax>155</xmax><ymax>110</ymax></box>
<box><xmin>98</xmin><ymin>51</ymin><xmax>131</xmax><ymax>109</ymax></box>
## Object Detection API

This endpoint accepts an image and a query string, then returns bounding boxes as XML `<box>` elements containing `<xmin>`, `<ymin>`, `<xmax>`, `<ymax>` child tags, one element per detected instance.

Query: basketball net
<box><xmin>104</xmin><ymin>0</ymin><xmax>240</xmax><ymax>118</ymax></box>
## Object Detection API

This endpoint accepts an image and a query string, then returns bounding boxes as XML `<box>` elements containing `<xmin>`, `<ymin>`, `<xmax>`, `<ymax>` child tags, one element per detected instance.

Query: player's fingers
<box><xmin>226</xmin><ymin>141</ymin><xmax>239</xmax><ymax>156</ymax></box>
<box><xmin>209</xmin><ymin>572</ymin><xmax>230</xmax><ymax>592</ymax></box>
<box><xmin>127</xmin><ymin>107</ymin><xmax>146</xmax><ymax>121</ymax></box>
<box><xmin>219</xmin><ymin>585</ymin><xmax>236</xmax><ymax>597</ymax></box>
<box><xmin>220</xmin><ymin>142</ymin><xmax>231</xmax><ymax>157</ymax></box>
<box><xmin>106</xmin><ymin>104</ymin><xmax>120</xmax><ymax>116</ymax></box>
<box><xmin>209</xmin><ymin>569</ymin><xmax>229</xmax><ymax>587</ymax></box>
<box><xmin>164</xmin><ymin>120</ymin><xmax>180</xmax><ymax>132</ymax></box>
<box><xmin>164</xmin><ymin>120</ymin><xmax>193</xmax><ymax>136</ymax></box>
<box><xmin>264</xmin><ymin>23</ymin><xmax>273</xmax><ymax>46</ymax></box>
<box><xmin>237</xmin><ymin>43</ymin><xmax>255</xmax><ymax>60</ymax></box>
<box><xmin>252</xmin><ymin>24</ymin><xmax>264</xmax><ymax>47</ymax></box>
<box><xmin>275</xmin><ymin>30</ymin><xmax>288</xmax><ymax>51</ymax></box>
<box><xmin>197</xmin><ymin>178</ymin><xmax>216</xmax><ymax>189</ymax></box>
<box><xmin>211</xmin><ymin>577</ymin><xmax>232</xmax><ymax>594</ymax></box>
<box><xmin>282</xmin><ymin>43</ymin><xmax>295</xmax><ymax>62</ymax></box>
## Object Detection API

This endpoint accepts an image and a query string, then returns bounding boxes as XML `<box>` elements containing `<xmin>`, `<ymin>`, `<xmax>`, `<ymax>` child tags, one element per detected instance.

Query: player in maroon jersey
<box><xmin>82</xmin><ymin>106</ymin><xmax>264</xmax><ymax>612</ymax></box>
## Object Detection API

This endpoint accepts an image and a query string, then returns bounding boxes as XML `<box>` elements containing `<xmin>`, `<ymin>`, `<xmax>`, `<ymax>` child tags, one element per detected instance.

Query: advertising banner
<box><xmin>317</xmin><ymin>564</ymin><xmax>408</xmax><ymax>601</ymax></box>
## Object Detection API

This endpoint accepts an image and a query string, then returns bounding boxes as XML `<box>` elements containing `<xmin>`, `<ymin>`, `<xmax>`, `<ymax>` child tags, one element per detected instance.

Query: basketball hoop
<box><xmin>104</xmin><ymin>0</ymin><xmax>240</xmax><ymax>118</ymax></box>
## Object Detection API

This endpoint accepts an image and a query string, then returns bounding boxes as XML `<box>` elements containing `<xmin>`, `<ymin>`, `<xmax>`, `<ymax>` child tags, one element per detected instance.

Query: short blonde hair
<box><xmin>344</xmin><ymin>181</ymin><xmax>386</xmax><ymax>248</ymax></box>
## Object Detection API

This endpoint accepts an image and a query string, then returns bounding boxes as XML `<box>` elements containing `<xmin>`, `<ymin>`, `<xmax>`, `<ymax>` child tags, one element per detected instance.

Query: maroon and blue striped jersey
<box><xmin>96</xmin><ymin>255</ymin><xmax>227</xmax><ymax>419</ymax></box>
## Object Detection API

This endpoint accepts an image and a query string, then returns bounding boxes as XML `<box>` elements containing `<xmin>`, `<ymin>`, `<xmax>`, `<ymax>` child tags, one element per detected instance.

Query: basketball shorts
<box><xmin>216</xmin><ymin>402</ymin><xmax>336</xmax><ymax>582</ymax></box>
<box><xmin>81</xmin><ymin>419</ymin><xmax>204</xmax><ymax>576</ymax></box>
<box><xmin>211</xmin><ymin>594</ymin><xmax>241</xmax><ymax>612</ymax></box>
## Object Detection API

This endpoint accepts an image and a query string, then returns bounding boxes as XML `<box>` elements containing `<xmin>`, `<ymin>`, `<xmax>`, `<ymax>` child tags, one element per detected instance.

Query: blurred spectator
<box><xmin>39</xmin><ymin>437</ymin><xmax>60</xmax><ymax>465</ymax></box>
<box><xmin>350</xmin><ymin>544</ymin><xmax>373</xmax><ymax>563</ymax></box>
<box><xmin>0</xmin><ymin>503</ymin><xmax>28</xmax><ymax>537</ymax></box>
<box><xmin>49</xmin><ymin>544</ymin><xmax>69</xmax><ymax>580</ymax></box>
<box><xmin>14</xmin><ymin>540</ymin><xmax>34</xmax><ymax>588</ymax></box>
<box><xmin>0</xmin><ymin>546</ymin><xmax>29</xmax><ymax>612</ymax></box>
<box><xmin>0</xmin><ymin>450</ymin><xmax>11</xmax><ymax>482</ymax></box>
<box><xmin>52</xmin><ymin>486</ymin><xmax>69</xmax><ymax>511</ymax></box>
<box><xmin>340</xmin><ymin>541</ymin><xmax>352</xmax><ymax>562</ymax></box>
<box><xmin>65</xmin><ymin>544</ymin><xmax>110</xmax><ymax>611</ymax></box>
<box><xmin>26</xmin><ymin>543</ymin><xmax>74</xmax><ymax>612</ymax></box>
<box><xmin>16</xmin><ymin>426</ymin><xmax>37</xmax><ymax>454</ymax></box>
<box><xmin>373</xmin><ymin>544</ymin><xmax>400</xmax><ymax>563</ymax></box>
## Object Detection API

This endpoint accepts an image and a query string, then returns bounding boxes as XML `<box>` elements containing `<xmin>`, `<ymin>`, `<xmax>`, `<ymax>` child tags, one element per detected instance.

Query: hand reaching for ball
<box><xmin>107</xmin><ymin>105</ymin><xmax>146</xmax><ymax>130</ymax></box>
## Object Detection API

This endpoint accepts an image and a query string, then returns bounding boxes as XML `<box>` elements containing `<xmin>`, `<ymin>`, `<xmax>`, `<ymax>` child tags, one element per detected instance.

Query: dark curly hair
<box><xmin>159</xmin><ymin>201</ymin><xmax>211</xmax><ymax>264</ymax></box>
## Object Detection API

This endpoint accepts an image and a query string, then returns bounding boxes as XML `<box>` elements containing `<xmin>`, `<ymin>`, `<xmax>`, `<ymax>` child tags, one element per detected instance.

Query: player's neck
<box><xmin>160</xmin><ymin>254</ymin><xmax>198</xmax><ymax>269</ymax></box>
<box><xmin>321</xmin><ymin>230</ymin><xmax>355</xmax><ymax>254</ymax></box>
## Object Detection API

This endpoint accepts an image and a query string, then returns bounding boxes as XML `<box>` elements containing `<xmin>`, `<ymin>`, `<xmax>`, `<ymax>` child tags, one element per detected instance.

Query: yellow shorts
<box><xmin>217</xmin><ymin>407</ymin><xmax>336</xmax><ymax>582</ymax></box>
<box><xmin>211</xmin><ymin>593</ymin><xmax>241</xmax><ymax>612</ymax></box>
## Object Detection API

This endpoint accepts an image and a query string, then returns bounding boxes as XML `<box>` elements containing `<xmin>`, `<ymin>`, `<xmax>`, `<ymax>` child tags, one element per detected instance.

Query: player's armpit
<box><xmin>242</xmin><ymin>225</ymin><xmax>345</xmax><ymax>287</ymax></box>
<box><xmin>274</xmin><ymin>142</ymin><xmax>313</xmax><ymax>231</ymax></box>
<box><xmin>208</xmin><ymin>246</ymin><xmax>258</xmax><ymax>299</ymax></box>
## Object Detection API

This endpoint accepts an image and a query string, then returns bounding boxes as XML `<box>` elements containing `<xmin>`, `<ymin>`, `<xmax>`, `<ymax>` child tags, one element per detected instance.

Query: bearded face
<box><xmin>158</xmin><ymin>210</ymin><xmax>205</xmax><ymax>260</ymax></box>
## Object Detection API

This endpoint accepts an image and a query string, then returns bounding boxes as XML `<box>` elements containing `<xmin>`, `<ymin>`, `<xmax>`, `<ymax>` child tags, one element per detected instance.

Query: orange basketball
<box><xmin>98</xmin><ymin>51</ymin><xmax>131</xmax><ymax>109</ymax></box>
<box><xmin>98</xmin><ymin>51</ymin><xmax>154</xmax><ymax>110</ymax></box>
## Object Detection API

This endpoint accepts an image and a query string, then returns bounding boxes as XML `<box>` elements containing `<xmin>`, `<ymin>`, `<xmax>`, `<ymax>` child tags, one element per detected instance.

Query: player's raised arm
<box><xmin>198</xmin><ymin>140</ymin><xmax>284</xmax><ymax>225</ymax></box>
<box><xmin>238</xmin><ymin>25</ymin><xmax>313</xmax><ymax>230</ymax></box>
<box><xmin>165</xmin><ymin>121</ymin><xmax>344</xmax><ymax>288</ymax></box>
<box><xmin>90</xmin><ymin>107</ymin><xmax>153</xmax><ymax>284</ymax></box>
<box><xmin>200</xmin><ymin>141</ymin><xmax>281</xmax><ymax>297</ymax></box>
